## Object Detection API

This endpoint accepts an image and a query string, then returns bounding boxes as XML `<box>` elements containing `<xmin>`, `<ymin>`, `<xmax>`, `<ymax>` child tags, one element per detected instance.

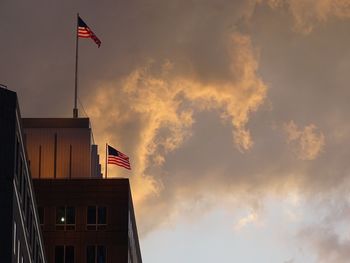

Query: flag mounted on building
<box><xmin>78</xmin><ymin>16</ymin><xmax>101</xmax><ymax>47</ymax></box>
<box><xmin>107</xmin><ymin>145</ymin><xmax>131</xmax><ymax>170</ymax></box>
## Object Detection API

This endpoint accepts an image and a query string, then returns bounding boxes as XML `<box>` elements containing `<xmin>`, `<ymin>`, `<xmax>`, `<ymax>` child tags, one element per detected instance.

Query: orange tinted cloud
<box><xmin>266</xmin><ymin>0</ymin><xmax>350</xmax><ymax>34</ymax></box>
<box><xmin>284</xmin><ymin>121</ymin><xmax>325</xmax><ymax>160</ymax></box>
<box><xmin>87</xmin><ymin>32</ymin><xmax>267</xmax><ymax>226</ymax></box>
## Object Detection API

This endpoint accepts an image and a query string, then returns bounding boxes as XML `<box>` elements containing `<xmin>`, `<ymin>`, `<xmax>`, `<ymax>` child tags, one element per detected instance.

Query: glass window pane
<box><xmin>66</xmin><ymin>207</ymin><xmax>75</xmax><ymax>225</ymax></box>
<box><xmin>98</xmin><ymin>207</ymin><xmax>107</xmax><ymax>225</ymax></box>
<box><xmin>56</xmin><ymin>207</ymin><xmax>65</xmax><ymax>224</ymax></box>
<box><xmin>65</xmin><ymin>246</ymin><xmax>74</xmax><ymax>263</ymax></box>
<box><xmin>55</xmin><ymin>246</ymin><xmax>64</xmax><ymax>263</ymax></box>
<box><xmin>87</xmin><ymin>206</ymin><xmax>96</xmax><ymax>224</ymax></box>
<box><xmin>97</xmin><ymin>246</ymin><xmax>106</xmax><ymax>263</ymax></box>
<box><xmin>35</xmin><ymin>241</ymin><xmax>39</xmax><ymax>262</ymax></box>
<box><xmin>25</xmin><ymin>192</ymin><xmax>30</xmax><ymax>228</ymax></box>
<box><xmin>86</xmin><ymin>246</ymin><xmax>95</xmax><ymax>263</ymax></box>
<box><xmin>21</xmin><ymin>175</ymin><xmax>25</xmax><ymax>205</ymax></box>
<box><xmin>19</xmin><ymin>159</ymin><xmax>23</xmax><ymax>193</ymax></box>
<box><xmin>38</xmin><ymin>207</ymin><xmax>44</xmax><ymax>225</ymax></box>
<box><xmin>15</xmin><ymin>140</ymin><xmax>19</xmax><ymax>175</ymax></box>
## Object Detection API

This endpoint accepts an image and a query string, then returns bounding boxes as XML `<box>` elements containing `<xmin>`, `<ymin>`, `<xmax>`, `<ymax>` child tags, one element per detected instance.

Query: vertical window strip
<box><xmin>13</xmin><ymin>222</ymin><xmax>16</xmax><ymax>254</ymax></box>
<box><xmin>17</xmin><ymin>240</ymin><xmax>20</xmax><ymax>263</ymax></box>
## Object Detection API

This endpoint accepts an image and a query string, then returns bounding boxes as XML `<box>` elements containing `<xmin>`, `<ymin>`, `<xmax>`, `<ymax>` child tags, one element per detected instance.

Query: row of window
<box><xmin>38</xmin><ymin>206</ymin><xmax>107</xmax><ymax>231</ymax></box>
<box><xmin>55</xmin><ymin>245</ymin><xmax>106</xmax><ymax>263</ymax></box>
<box><xmin>14</xmin><ymin>135</ymin><xmax>44</xmax><ymax>263</ymax></box>
<box><xmin>14</xmin><ymin>222</ymin><xmax>44</xmax><ymax>263</ymax></box>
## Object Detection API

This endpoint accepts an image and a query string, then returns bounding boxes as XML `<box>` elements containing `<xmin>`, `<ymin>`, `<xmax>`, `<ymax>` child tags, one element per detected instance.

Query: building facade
<box><xmin>23</xmin><ymin>118</ymin><xmax>101</xmax><ymax>179</ymax></box>
<box><xmin>0</xmin><ymin>87</ymin><xmax>143</xmax><ymax>263</ymax></box>
<box><xmin>33</xmin><ymin>179</ymin><xmax>142</xmax><ymax>263</ymax></box>
<box><xmin>0</xmin><ymin>87</ymin><xmax>47</xmax><ymax>263</ymax></box>
<box><xmin>22</xmin><ymin>111</ymin><xmax>142</xmax><ymax>263</ymax></box>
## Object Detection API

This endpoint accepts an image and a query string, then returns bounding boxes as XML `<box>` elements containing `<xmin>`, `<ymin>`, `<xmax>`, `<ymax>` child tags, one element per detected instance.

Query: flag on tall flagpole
<box><xmin>78</xmin><ymin>16</ymin><xmax>101</xmax><ymax>47</ymax></box>
<box><xmin>107</xmin><ymin>145</ymin><xmax>131</xmax><ymax>170</ymax></box>
<box><xmin>73</xmin><ymin>14</ymin><xmax>101</xmax><ymax>118</ymax></box>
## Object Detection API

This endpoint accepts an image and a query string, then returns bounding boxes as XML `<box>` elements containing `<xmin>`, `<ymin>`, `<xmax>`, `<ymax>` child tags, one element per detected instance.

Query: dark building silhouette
<box><xmin>33</xmin><ymin>179</ymin><xmax>142</xmax><ymax>263</ymax></box>
<box><xmin>0</xmin><ymin>87</ymin><xmax>47</xmax><ymax>263</ymax></box>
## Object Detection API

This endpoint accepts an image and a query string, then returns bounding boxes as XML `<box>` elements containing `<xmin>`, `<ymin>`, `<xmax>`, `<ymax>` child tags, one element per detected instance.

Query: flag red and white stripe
<box><xmin>78</xmin><ymin>16</ymin><xmax>101</xmax><ymax>47</ymax></box>
<box><xmin>107</xmin><ymin>145</ymin><xmax>131</xmax><ymax>170</ymax></box>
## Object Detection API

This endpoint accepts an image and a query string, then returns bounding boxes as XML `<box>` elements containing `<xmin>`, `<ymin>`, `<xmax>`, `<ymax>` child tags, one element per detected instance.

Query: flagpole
<box><xmin>73</xmin><ymin>13</ymin><xmax>79</xmax><ymax>118</ymax></box>
<box><xmin>105</xmin><ymin>143</ymin><xmax>108</xmax><ymax>179</ymax></box>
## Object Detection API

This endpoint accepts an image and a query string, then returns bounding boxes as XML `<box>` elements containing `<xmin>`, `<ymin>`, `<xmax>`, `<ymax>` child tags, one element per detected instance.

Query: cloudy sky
<box><xmin>3</xmin><ymin>0</ymin><xmax>350</xmax><ymax>262</ymax></box>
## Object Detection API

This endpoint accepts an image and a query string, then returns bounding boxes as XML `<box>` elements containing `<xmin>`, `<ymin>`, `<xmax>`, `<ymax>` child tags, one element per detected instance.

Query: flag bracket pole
<box><xmin>105</xmin><ymin>143</ymin><xmax>108</xmax><ymax>179</ymax></box>
<box><xmin>73</xmin><ymin>13</ymin><xmax>79</xmax><ymax>118</ymax></box>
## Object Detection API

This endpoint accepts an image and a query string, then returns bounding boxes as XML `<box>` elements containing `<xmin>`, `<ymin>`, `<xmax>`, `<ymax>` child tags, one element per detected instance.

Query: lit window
<box><xmin>87</xmin><ymin>206</ymin><xmax>107</xmax><ymax>230</ymax></box>
<box><xmin>55</xmin><ymin>245</ymin><xmax>74</xmax><ymax>263</ymax></box>
<box><xmin>56</xmin><ymin>206</ymin><xmax>75</xmax><ymax>230</ymax></box>
<box><xmin>86</xmin><ymin>245</ymin><xmax>106</xmax><ymax>263</ymax></box>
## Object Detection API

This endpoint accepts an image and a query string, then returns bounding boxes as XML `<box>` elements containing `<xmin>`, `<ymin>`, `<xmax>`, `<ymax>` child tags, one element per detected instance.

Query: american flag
<box><xmin>78</xmin><ymin>16</ymin><xmax>101</xmax><ymax>47</ymax></box>
<box><xmin>107</xmin><ymin>145</ymin><xmax>131</xmax><ymax>170</ymax></box>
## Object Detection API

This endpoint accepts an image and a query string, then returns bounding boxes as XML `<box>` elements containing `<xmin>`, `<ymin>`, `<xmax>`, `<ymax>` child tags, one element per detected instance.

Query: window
<box><xmin>15</xmin><ymin>138</ymin><xmax>19</xmax><ymax>175</ymax></box>
<box><xmin>28</xmin><ymin>208</ymin><xmax>33</xmax><ymax>241</ymax></box>
<box><xmin>18</xmin><ymin>158</ymin><xmax>23</xmax><ymax>199</ymax></box>
<box><xmin>30</xmin><ymin>221</ymin><xmax>34</xmax><ymax>253</ymax></box>
<box><xmin>86</xmin><ymin>246</ymin><xmax>95</xmax><ymax>263</ymax></box>
<box><xmin>98</xmin><ymin>207</ymin><xmax>106</xmax><ymax>225</ymax></box>
<box><xmin>38</xmin><ymin>207</ymin><xmax>44</xmax><ymax>225</ymax></box>
<box><xmin>55</xmin><ymin>246</ymin><xmax>63</xmax><ymax>263</ymax></box>
<box><xmin>56</xmin><ymin>206</ymin><xmax>75</xmax><ymax>230</ymax></box>
<box><xmin>13</xmin><ymin>222</ymin><xmax>16</xmax><ymax>255</ymax></box>
<box><xmin>87</xmin><ymin>206</ymin><xmax>107</xmax><ymax>230</ymax></box>
<box><xmin>87</xmin><ymin>206</ymin><xmax>96</xmax><ymax>225</ymax></box>
<box><xmin>35</xmin><ymin>240</ymin><xmax>39</xmax><ymax>262</ymax></box>
<box><xmin>25</xmin><ymin>191</ymin><xmax>30</xmax><ymax>229</ymax></box>
<box><xmin>17</xmin><ymin>240</ymin><xmax>20</xmax><ymax>263</ymax></box>
<box><xmin>87</xmin><ymin>246</ymin><xmax>106</xmax><ymax>263</ymax></box>
<box><xmin>32</xmin><ymin>238</ymin><xmax>36</xmax><ymax>261</ymax></box>
<box><xmin>15</xmin><ymin>138</ymin><xmax>21</xmax><ymax>185</ymax></box>
<box><xmin>55</xmin><ymin>246</ymin><xmax>74</xmax><ymax>263</ymax></box>
<box><xmin>97</xmin><ymin>246</ymin><xmax>106</xmax><ymax>263</ymax></box>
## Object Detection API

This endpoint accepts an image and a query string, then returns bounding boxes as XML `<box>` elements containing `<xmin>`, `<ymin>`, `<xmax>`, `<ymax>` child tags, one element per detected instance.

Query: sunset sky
<box><xmin>2</xmin><ymin>1</ymin><xmax>350</xmax><ymax>262</ymax></box>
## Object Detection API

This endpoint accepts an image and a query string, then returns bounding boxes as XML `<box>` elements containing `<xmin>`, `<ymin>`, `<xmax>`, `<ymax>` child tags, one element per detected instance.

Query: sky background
<box><xmin>2</xmin><ymin>0</ymin><xmax>350</xmax><ymax>262</ymax></box>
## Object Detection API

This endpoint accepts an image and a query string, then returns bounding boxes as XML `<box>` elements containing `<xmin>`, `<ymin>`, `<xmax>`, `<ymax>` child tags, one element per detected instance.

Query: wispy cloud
<box><xmin>266</xmin><ymin>0</ymin><xmax>350</xmax><ymax>34</ymax></box>
<box><xmin>284</xmin><ymin>121</ymin><xmax>325</xmax><ymax>160</ymax></box>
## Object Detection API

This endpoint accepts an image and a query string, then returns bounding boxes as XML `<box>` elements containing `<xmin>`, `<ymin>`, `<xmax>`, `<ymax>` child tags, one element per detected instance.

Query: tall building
<box><xmin>0</xmin><ymin>87</ymin><xmax>47</xmax><ymax>263</ymax></box>
<box><xmin>0</xmin><ymin>86</ymin><xmax>143</xmax><ymax>263</ymax></box>
<box><xmin>22</xmin><ymin>115</ymin><xmax>142</xmax><ymax>263</ymax></box>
